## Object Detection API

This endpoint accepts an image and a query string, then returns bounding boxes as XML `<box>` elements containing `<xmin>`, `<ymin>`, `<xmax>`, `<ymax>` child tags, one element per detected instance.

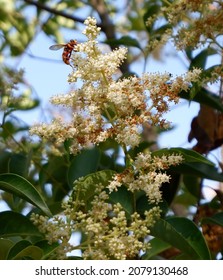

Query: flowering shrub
<box><xmin>29</xmin><ymin>17</ymin><xmax>203</xmax><ymax>259</ymax></box>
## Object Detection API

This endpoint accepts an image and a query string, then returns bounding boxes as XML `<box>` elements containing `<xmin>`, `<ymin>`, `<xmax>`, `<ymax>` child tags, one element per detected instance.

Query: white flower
<box><xmin>115</xmin><ymin>125</ymin><xmax>141</xmax><ymax>147</ymax></box>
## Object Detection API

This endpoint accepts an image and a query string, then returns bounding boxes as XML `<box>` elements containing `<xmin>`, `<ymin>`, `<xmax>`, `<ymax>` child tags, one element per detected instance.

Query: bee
<box><xmin>49</xmin><ymin>39</ymin><xmax>78</xmax><ymax>65</ymax></box>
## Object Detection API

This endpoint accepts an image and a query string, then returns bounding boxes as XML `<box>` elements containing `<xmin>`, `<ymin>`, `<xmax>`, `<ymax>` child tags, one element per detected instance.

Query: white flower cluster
<box><xmin>30</xmin><ymin>17</ymin><xmax>201</xmax><ymax>154</ymax></box>
<box><xmin>148</xmin><ymin>0</ymin><xmax>223</xmax><ymax>52</ymax></box>
<box><xmin>82</xmin><ymin>17</ymin><xmax>101</xmax><ymax>40</ymax></box>
<box><xmin>108</xmin><ymin>152</ymin><xmax>183</xmax><ymax>204</ymax></box>
<box><xmin>31</xmin><ymin>193</ymin><xmax>161</xmax><ymax>260</ymax></box>
<box><xmin>30</xmin><ymin>17</ymin><xmax>198</xmax><ymax>260</ymax></box>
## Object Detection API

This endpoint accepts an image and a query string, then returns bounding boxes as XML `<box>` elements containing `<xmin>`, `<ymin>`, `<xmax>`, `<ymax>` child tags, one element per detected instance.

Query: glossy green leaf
<box><xmin>67</xmin><ymin>148</ymin><xmax>100</xmax><ymax>187</ymax></box>
<box><xmin>150</xmin><ymin>24</ymin><xmax>172</xmax><ymax>41</ymax></box>
<box><xmin>144</xmin><ymin>3</ymin><xmax>160</xmax><ymax>19</ymax></box>
<box><xmin>201</xmin><ymin>64</ymin><xmax>223</xmax><ymax>80</ymax></box>
<box><xmin>0</xmin><ymin>122</ymin><xmax>16</xmax><ymax>141</ymax></box>
<box><xmin>152</xmin><ymin>148</ymin><xmax>223</xmax><ymax>182</ymax></box>
<box><xmin>105</xmin><ymin>36</ymin><xmax>142</xmax><ymax>50</ymax></box>
<box><xmin>142</xmin><ymin>238</ymin><xmax>171</xmax><ymax>259</ymax></box>
<box><xmin>72</xmin><ymin>170</ymin><xmax>116</xmax><ymax>204</ymax></box>
<box><xmin>34</xmin><ymin>240</ymin><xmax>59</xmax><ymax>259</ymax></box>
<box><xmin>0</xmin><ymin>173</ymin><xmax>52</xmax><ymax>216</ymax></box>
<box><xmin>97</xmin><ymin>152</ymin><xmax>115</xmax><ymax>170</ymax></box>
<box><xmin>174</xmin><ymin>191</ymin><xmax>197</xmax><ymax>207</ymax></box>
<box><xmin>185</xmin><ymin>47</ymin><xmax>193</xmax><ymax>60</ymax></box>
<box><xmin>39</xmin><ymin>155</ymin><xmax>70</xmax><ymax>202</ymax></box>
<box><xmin>136</xmin><ymin>194</ymin><xmax>168</xmax><ymax>217</ymax></box>
<box><xmin>109</xmin><ymin>186</ymin><xmax>134</xmax><ymax>218</ymax></box>
<box><xmin>173</xmin><ymin>162</ymin><xmax>223</xmax><ymax>182</ymax></box>
<box><xmin>189</xmin><ymin>48</ymin><xmax>217</xmax><ymax>70</ymax></box>
<box><xmin>7</xmin><ymin>153</ymin><xmax>29</xmax><ymax>176</ymax></box>
<box><xmin>19</xmin><ymin>246</ymin><xmax>43</xmax><ymax>259</ymax></box>
<box><xmin>39</xmin><ymin>155</ymin><xmax>68</xmax><ymax>184</ymax></box>
<box><xmin>201</xmin><ymin>212</ymin><xmax>223</xmax><ymax>227</ymax></box>
<box><xmin>150</xmin><ymin>217</ymin><xmax>211</xmax><ymax>260</ymax></box>
<box><xmin>183</xmin><ymin>174</ymin><xmax>200</xmax><ymax>199</ymax></box>
<box><xmin>143</xmin><ymin>4</ymin><xmax>160</xmax><ymax>33</ymax></box>
<box><xmin>179</xmin><ymin>87</ymin><xmax>223</xmax><ymax>112</ymax></box>
<box><xmin>11</xmin><ymin>245</ymin><xmax>43</xmax><ymax>260</ymax></box>
<box><xmin>7</xmin><ymin>240</ymin><xmax>31</xmax><ymax>259</ymax></box>
<box><xmin>0</xmin><ymin>211</ymin><xmax>43</xmax><ymax>237</ymax></box>
<box><xmin>0</xmin><ymin>239</ymin><xmax>14</xmax><ymax>260</ymax></box>
<box><xmin>152</xmin><ymin>147</ymin><xmax>214</xmax><ymax>166</ymax></box>
<box><xmin>0</xmin><ymin>151</ymin><xmax>29</xmax><ymax>176</ymax></box>
<box><xmin>128</xmin><ymin>141</ymin><xmax>155</xmax><ymax>159</ymax></box>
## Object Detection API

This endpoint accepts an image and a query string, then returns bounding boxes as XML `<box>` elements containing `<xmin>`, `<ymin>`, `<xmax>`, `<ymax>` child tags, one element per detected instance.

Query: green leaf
<box><xmin>153</xmin><ymin>148</ymin><xmax>223</xmax><ymax>182</ymax></box>
<box><xmin>7</xmin><ymin>240</ymin><xmax>31</xmax><ymax>259</ymax></box>
<box><xmin>34</xmin><ymin>240</ymin><xmax>59</xmax><ymax>260</ymax></box>
<box><xmin>0</xmin><ymin>239</ymin><xmax>14</xmax><ymax>260</ymax></box>
<box><xmin>150</xmin><ymin>24</ymin><xmax>172</xmax><ymax>41</ymax></box>
<box><xmin>9</xmin><ymin>244</ymin><xmax>43</xmax><ymax>260</ymax></box>
<box><xmin>67</xmin><ymin>148</ymin><xmax>100</xmax><ymax>187</ymax></box>
<box><xmin>72</xmin><ymin>170</ymin><xmax>116</xmax><ymax>204</ymax></box>
<box><xmin>189</xmin><ymin>48</ymin><xmax>217</xmax><ymax>70</ymax></box>
<box><xmin>98</xmin><ymin>152</ymin><xmax>115</xmax><ymax>170</ymax></box>
<box><xmin>18</xmin><ymin>246</ymin><xmax>43</xmax><ymax>260</ymax></box>
<box><xmin>143</xmin><ymin>4</ymin><xmax>160</xmax><ymax>33</ymax></box>
<box><xmin>201</xmin><ymin>64</ymin><xmax>222</xmax><ymax>80</ymax></box>
<box><xmin>39</xmin><ymin>155</ymin><xmax>68</xmax><ymax>185</ymax></box>
<box><xmin>152</xmin><ymin>147</ymin><xmax>214</xmax><ymax>166</ymax></box>
<box><xmin>160</xmin><ymin>171</ymin><xmax>181</xmax><ymax>206</ymax></box>
<box><xmin>150</xmin><ymin>217</ymin><xmax>211</xmax><ymax>260</ymax></box>
<box><xmin>105</xmin><ymin>36</ymin><xmax>142</xmax><ymax>50</ymax></box>
<box><xmin>201</xmin><ymin>212</ymin><xmax>223</xmax><ymax>227</ymax></box>
<box><xmin>7</xmin><ymin>153</ymin><xmax>29</xmax><ymax>176</ymax></box>
<box><xmin>185</xmin><ymin>47</ymin><xmax>193</xmax><ymax>60</ymax></box>
<box><xmin>128</xmin><ymin>141</ymin><xmax>155</xmax><ymax>159</ymax></box>
<box><xmin>0</xmin><ymin>122</ymin><xmax>16</xmax><ymax>141</ymax></box>
<box><xmin>174</xmin><ymin>191</ymin><xmax>197</xmax><ymax>207</ymax></box>
<box><xmin>142</xmin><ymin>238</ymin><xmax>171</xmax><ymax>259</ymax></box>
<box><xmin>0</xmin><ymin>211</ymin><xmax>43</xmax><ymax>238</ymax></box>
<box><xmin>179</xmin><ymin>87</ymin><xmax>223</xmax><ymax>112</ymax></box>
<box><xmin>0</xmin><ymin>151</ymin><xmax>29</xmax><ymax>176</ymax></box>
<box><xmin>0</xmin><ymin>173</ymin><xmax>52</xmax><ymax>216</ymax></box>
<box><xmin>39</xmin><ymin>155</ymin><xmax>70</xmax><ymax>202</ymax></box>
<box><xmin>136</xmin><ymin>194</ymin><xmax>168</xmax><ymax>217</ymax></box>
<box><xmin>183</xmin><ymin>174</ymin><xmax>200</xmax><ymax>199</ymax></box>
<box><xmin>109</xmin><ymin>186</ymin><xmax>134</xmax><ymax>218</ymax></box>
<box><xmin>173</xmin><ymin>162</ymin><xmax>223</xmax><ymax>182</ymax></box>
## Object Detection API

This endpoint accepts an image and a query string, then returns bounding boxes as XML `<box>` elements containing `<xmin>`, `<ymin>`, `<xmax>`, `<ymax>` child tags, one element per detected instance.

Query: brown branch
<box><xmin>89</xmin><ymin>0</ymin><xmax>129</xmax><ymax>74</ymax></box>
<box><xmin>89</xmin><ymin>0</ymin><xmax>115</xmax><ymax>39</ymax></box>
<box><xmin>24</xmin><ymin>0</ymin><xmax>87</xmax><ymax>25</ymax></box>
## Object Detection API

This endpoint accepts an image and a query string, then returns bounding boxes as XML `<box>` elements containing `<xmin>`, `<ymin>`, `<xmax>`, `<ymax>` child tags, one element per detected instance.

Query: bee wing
<box><xmin>49</xmin><ymin>44</ymin><xmax>65</xmax><ymax>51</ymax></box>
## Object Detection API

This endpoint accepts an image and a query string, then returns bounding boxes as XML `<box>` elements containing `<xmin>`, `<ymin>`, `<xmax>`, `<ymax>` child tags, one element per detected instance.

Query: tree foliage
<box><xmin>0</xmin><ymin>0</ymin><xmax>223</xmax><ymax>260</ymax></box>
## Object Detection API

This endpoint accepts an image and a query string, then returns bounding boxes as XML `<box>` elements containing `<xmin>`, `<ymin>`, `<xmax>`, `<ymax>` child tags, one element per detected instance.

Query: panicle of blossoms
<box><xmin>145</xmin><ymin>0</ymin><xmax>223</xmax><ymax>57</ymax></box>
<box><xmin>31</xmin><ymin>180</ymin><xmax>161</xmax><ymax>260</ymax></box>
<box><xmin>162</xmin><ymin>0</ymin><xmax>223</xmax><ymax>50</ymax></box>
<box><xmin>30</xmin><ymin>16</ymin><xmax>201</xmax><ymax>154</ymax></box>
<box><xmin>107</xmin><ymin>151</ymin><xmax>183</xmax><ymax>204</ymax></box>
<box><xmin>30</xmin><ymin>213</ymin><xmax>73</xmax><ymax>259</ymax></box>
<box><xmin>82</xmin><ymin>17</ymin><xmax>101</xmax><ymax>40</ymax></box>
<box><xmin>68</xmin><ymin>47</ymin><xmax>127</xmax><ymax>83</ymax></box>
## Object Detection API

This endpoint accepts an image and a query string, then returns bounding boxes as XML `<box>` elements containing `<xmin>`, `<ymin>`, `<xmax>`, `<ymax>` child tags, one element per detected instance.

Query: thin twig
<box><xmin>24</xmin><ymin>0</ymin><xmax>87</xmax><ymax>25</ymax></box>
